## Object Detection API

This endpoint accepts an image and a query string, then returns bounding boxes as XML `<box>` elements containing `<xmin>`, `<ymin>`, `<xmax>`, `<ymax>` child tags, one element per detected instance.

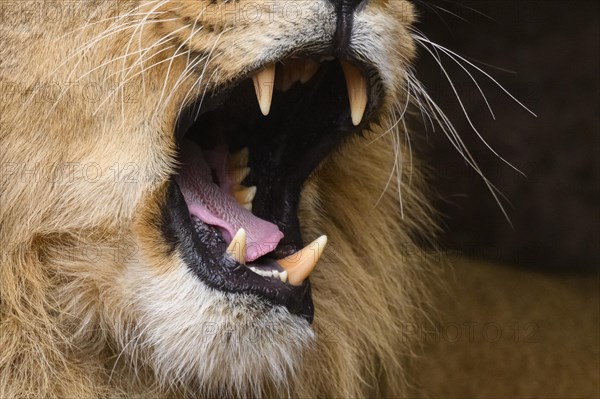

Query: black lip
<box><xmin>167</xmin><ymin>53</ymin><xmax>383</xmax><ymax>322</ymax></box>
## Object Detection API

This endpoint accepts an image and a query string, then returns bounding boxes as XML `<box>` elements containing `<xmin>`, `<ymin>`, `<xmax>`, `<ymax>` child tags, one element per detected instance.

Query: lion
<box><xmin>4</xmin><ymin>1</ymin><xmax>599</xmax><ymax>398</ymax></box>
<box><xmin>0</xmin><ymin>1</ymin><xmax>438</xmax><ymax>397</ymax></box>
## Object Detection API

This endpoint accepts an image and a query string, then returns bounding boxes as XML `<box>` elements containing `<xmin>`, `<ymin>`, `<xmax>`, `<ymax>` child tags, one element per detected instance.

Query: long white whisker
<box><xmin>119</xmin><ymin>0</ymin><xmax>172</xmax><ymax>133</ymax></box>
<box><xmin>57</xmin><ymin>6</ymin><xmax>162</xmax><ymax>39</ymax></box>
<box><xmin>367</xmin><ymin>74</ymin><xmax>412</xmax><ymax>145</ymax></box>
<box><xmin>412</xmin><ymin>34</ymin><xmax>526</xmax><ymax>177</ymax></box>
<box><xmin>38</xmin><ymin>22</ymin><xmax>178</xmax><ymax>128</ymax></box>
<box><xmin>413</xmin><ymin>32</ymin><xmax>537</xmax><ymax>117</ymax></box>
<box><xmin>411</xmin><ymin>28</ymin><xmax>496</xmax><ymax>119</ymax></box>
<box><xmin>156</xmin><ymin>9</ymin><xmax>211</xmax><ymax>119</ymax></box>
<box><xmin>190</xmin><ymin>29</ymin><xmax>233</xmax><ymax>121</ymax></box>
<box><xmin>71</xmin><ymin>25</ymin><xmax>179</xmax><ymax>84</ymax></box>
<box><xmin>401</xmin><ymin>111</ymin><xmax>414</xmax><ymax>185</ymax></box>
<box><xmin>91</xmin><ymin>24</ymin><xmax>192</xmax><ymax>118</ymax></box>
<box><xmin>407</xmin><ymin>70</ymin><xmax>514</xmax><ymax>222</ymax></box>
<box><xmin>12</xmin><ymin>16</ymin><xmax>151</xmax><ymax>122</ymax></box>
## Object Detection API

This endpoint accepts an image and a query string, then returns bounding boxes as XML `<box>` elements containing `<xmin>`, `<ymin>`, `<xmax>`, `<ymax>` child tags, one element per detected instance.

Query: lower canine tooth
<box><xmin>252</xmin><ymin>64</ymin><xmax>276</xmax><ymax>116</ymax></box>
<box><xmin>341</xmin><ymin>61</ymin><xmax>368</xmax><ymax>126</ymax></box>
<box><xmin>277</xmin><ymin>236</ymin><xmax>328</xmax><ymax>286</ymax></box>
<box><xmin>226</xmin><ymin>228</ymin><xmax>247</xmax><ymax>264</ymax></box>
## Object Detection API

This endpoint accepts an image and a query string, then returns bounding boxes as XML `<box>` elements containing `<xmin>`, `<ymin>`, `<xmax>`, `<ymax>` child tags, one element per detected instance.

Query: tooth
<box><xmin>279</xmin><ymin>64</ymin><xmax>292</xmax><ymax>91</ymax></box>
<box><xmin>226</xmin><ymin>228</ymin><xmax>247</xmax><ymax>265</ymax></box>
<box><xmin>277</xmin><ymin>236</ymin><xmax>328</xmax><ymax>286</ymax></box>
<box><xmin>300</xmin><ymin>60</ymin><xmax>319</xmax><ymax>84</ymax></box>
<box><xmin>280</xmin><ymin>60</ymin><xmax>302</xmax><ymax>92</ymax></box>
<box><xmin>279</xmin><ymin>270</ymin><xmax>288</xmax><ymax>283</ymax></box>
<box><xmin>233</xmin><ymin>186</ymin><xmax>257</xmax><ymax>205</ymax></box>
<box><xmin>229</xmin><ymin>167</ymin><xmax>251</xmax><ymax>184</ymax></box>
<box><xmin>252</xmin><ymin>64</ymin><xmax>276</xmax><ymax>116</ymax></box>
<box><xmin>228</xmin><ymin>148</ymin><xmax>249</xmax><ymax>169</ymax></box>
<box><xmin>253</xmin><ymin>269</ymin><xmax>273</xmax><ymax>278</ymax></box>
<box><xmin>243</xmin><ymin>203</ymin><xmax>253</xmax><ymax>211</ymax></box>
<box><xmin>280</xmin><ymin>71</ymin><xmax>295</xmax><ymax>92</ymax></box>
<box><xmin>341</xmin><ymin>61</ymin><xmax>368</xmax><ymax>126</ymax></box>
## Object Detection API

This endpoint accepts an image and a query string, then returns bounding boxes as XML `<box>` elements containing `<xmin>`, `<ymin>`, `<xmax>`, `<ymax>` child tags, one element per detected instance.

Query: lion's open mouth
<box><xmin>163</xmin><ymin>54</ymin><xmax>382</xmax><ymax>322</ymax></box>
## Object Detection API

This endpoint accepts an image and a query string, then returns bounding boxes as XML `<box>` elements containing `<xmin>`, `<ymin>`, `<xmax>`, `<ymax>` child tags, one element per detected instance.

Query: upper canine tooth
<box><xmin>252</xmin><ymin>64</ymin><xmax>276</xmax><ymax>116</ymax></box>
<box><xmin>341</xmin><ymin>61</ymin><xmax>368</xmax><ymax>126</ymax></box>
<box><xmin>300</xmin><ymin>60</ymin><xmax>319</xmax><ymax>84</ymax></box>
<box><xmin>234</xmin><ymin>186</ymin><xmax>257</xmax><ymax>205</ymax></box>
<box><xmin>276</xmin><ymin>236</ymin><xmax>328</xmax><ymax>286</ymax></box>
<box><xmin>226</xmin><ymin>228</ymin><xmax>247</xmax><ymax>264</ymax></box>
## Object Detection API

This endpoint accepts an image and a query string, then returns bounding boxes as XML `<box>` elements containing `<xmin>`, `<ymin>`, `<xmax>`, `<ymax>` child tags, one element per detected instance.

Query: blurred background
<box><xmin>407</xmin><ymin>3</ymin><xmax>599</xmax><ymax>395</ymax></box>
<box><xmin>412</xmin><ymin>0</ymin><xmax>599</xmax><ymax>274</ymax></box>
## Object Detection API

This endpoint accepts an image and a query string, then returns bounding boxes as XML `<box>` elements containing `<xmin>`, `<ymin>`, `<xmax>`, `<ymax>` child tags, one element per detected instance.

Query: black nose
<box><xmin>331</xmin><ymin>0</ymin><xmax>368</xmax><ymax>53</ymax></box>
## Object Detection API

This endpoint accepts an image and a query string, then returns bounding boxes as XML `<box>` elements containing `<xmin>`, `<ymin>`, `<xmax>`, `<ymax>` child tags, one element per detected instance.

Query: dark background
<box><xmin>413</xmin><ymin>0</ymin><xmax>599</xmax><ymax>273</ymax></box>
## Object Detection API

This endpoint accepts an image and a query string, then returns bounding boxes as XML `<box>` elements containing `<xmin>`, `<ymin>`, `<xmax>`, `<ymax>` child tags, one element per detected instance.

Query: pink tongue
<box><xmin>175</xmin><ymin>140</ymin><xmax>283</xmax><ymax>262</ymax></box>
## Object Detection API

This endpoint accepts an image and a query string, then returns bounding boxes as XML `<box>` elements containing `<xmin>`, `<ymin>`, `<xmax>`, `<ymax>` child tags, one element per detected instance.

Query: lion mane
<box><xmin>0</xmin><ymin>1</ymin><xmax>435</xmax><ymax>397</ymax></box>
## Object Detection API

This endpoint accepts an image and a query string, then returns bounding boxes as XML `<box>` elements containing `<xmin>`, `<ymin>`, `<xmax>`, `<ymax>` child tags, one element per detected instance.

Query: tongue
<box><xmin>175</xmin><ymin>140</ymin><xmax>283</xmax><ymax>262</ymax></box>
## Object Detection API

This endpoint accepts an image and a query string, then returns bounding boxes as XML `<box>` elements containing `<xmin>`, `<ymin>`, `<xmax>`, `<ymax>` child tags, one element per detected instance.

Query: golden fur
<box><xmin>409</xmin><ymin>258</ymin><xmax>600</xmax><ymax>397</ymax></box>
<box><xmin>0</xmin><ymin>1</ymin><xmax>436</xmax><ymax>397</ymax></box>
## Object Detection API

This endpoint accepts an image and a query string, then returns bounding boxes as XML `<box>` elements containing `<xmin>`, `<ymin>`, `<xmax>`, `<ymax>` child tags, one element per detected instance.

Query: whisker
<box><xmin>119</xmin><ymin>0</ymin><xmax>173</xmax><ymax>132</ymax></box>
<box><xmin>412</xmin><ymin>0</ymin><xmax>470</xmax><ymax>24</ymax></box>
<box><xmin>411</xmin><ymin>28</ymin><xmax>496</xmax><ymax>119</ymax></box>
<box><xmin>428</xmin><ymin>0</ymin><xmax>496</xmax><ymax>21</ymax></box>
<box><xmin>189</xmin><ymin>29</ymin><xmax>233</xmax><ymax>121</ymax></box>
<box><xmin>413</xmin><ymin>31</ymin><xmax>536</xmax><ymax>117</ymax></box>
<box><xmin>57</xmin><ymin>6</ymin><xmax>163</xmax><ymax>40</ymax></box>
<box><xmin>38</xmin><ymin>18</ymin><xmax>178</xmax><ymax>127</ymax></box>
<box><xmin>402</xmin><ymin>112</ymin><xmax>414</xmax><ymax>185</ymax></box>
<box><xmin>406</xmin><ymin>69</ymin><xmax>514</xmax><ymax>222</ymax></box>
<box><xmin>158</xmin><ymin>7</ymin><xmax>208</xmax><ymax>110</ymax></box>
<box><xmin>91</xmin><ymin>26</ymin><xmax>191</xmax><ymax>118</ymax></box>
<box><xmin>411</xmin><ymin>31</ymin><xmax>527</xmax><ymax>177</ymax></box>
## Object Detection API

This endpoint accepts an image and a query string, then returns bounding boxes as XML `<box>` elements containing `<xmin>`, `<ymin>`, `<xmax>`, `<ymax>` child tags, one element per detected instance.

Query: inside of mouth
<box><xmin>176</xmin><ymin>142</ymin><xmax>284</xmax><ymax>262</ymax></box>
<box><xmin>174</xmin><ymin>58</ymin><xmax>363</xmax><ymax>279</ymax></box>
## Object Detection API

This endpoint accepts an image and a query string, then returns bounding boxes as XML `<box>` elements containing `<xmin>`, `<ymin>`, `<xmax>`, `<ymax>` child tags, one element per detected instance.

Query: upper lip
<box><xmin>166</xmin><ymin>50</ymin><xmax>383</xmax><ymax>323</ymax></box>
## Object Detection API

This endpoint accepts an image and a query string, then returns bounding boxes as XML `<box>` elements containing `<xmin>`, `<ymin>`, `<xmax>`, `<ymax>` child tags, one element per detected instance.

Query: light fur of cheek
<box><xmin>114</xmin><ymin>262</ymin><xmax>313</xmax><ymax>392</ymax></box>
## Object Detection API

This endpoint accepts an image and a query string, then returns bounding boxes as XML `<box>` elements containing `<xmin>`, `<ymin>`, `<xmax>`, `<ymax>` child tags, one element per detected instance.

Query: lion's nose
<box><xmin>331</xmin><ymin>0</ymin><xmax>368</xmax><ymax>52</ymax></box>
